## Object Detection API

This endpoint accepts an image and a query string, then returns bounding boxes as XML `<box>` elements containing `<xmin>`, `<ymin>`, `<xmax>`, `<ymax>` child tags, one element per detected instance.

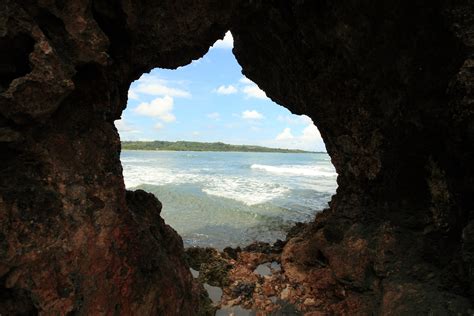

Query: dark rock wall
<box><xmin>232</xmin><ymin>0</ymin><xmax>474</xmax><ymax>314</ymax></box>
<box><xmin>0</xmin><ymin>0</ymin><xmax>473</xmax><ymax>314</ymax></box>
<box><xmin>0</xmin><ymin>0</ymin><xmax>233</xmax><ymax>314</ymax></box>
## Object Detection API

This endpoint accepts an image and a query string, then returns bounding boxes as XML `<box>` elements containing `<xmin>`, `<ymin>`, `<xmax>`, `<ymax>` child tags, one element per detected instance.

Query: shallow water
<box><xmin>254</xmin><ymin>263</ymin><xmax>272</xmax><ymax>277</ymax></box>
<box><xmin>204</xmin><ymin>284</ymin><xmax>223</xmax><ymax>304</ymax></box>
<box><xmin>121</xmin><ymin>150</ymin><xmax>337</xmax><ymax>249</ymax></box>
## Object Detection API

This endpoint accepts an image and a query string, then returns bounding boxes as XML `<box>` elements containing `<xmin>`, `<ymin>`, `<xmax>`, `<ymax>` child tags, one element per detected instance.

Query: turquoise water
<box><xmin>121</xmin><ymin>150</ymin><xmax>337</xmax><ymax>249</ymax></box>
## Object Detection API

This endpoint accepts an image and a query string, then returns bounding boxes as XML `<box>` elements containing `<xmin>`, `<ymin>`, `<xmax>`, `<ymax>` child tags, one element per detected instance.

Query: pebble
<box><xmin>304</xmin><ymin>298</ymin><xmax>316</xmax><ymax>306</ymax></box>
<box><xmin>280</xmin><ymin>287</ymin><xmax>290</xmax><ymax>300</ymax></box>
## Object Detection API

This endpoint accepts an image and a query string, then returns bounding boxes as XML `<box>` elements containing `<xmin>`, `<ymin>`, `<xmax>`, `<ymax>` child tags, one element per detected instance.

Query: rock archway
<box><xmin>0</xmin><ymin>0</ymin><xmax>472</xmax><ymax>314</ymax></box>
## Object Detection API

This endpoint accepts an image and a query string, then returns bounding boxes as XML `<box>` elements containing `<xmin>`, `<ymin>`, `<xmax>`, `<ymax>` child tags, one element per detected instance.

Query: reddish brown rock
<box><xmin>1</xmin><ymin>0</ymin><xmax>474</xmax><ymax>314</ymax></box>
<box><xmin>0</xmin><ymin>0</ymin><xmax>234</xmax><ymax>314</ymax></box>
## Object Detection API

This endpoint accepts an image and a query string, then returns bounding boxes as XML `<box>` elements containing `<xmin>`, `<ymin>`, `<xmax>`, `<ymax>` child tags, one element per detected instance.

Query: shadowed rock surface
<box><xmin>0</xmin><ymin>0</ymin><xmax>473</xmax><ymax>314</ymax></box>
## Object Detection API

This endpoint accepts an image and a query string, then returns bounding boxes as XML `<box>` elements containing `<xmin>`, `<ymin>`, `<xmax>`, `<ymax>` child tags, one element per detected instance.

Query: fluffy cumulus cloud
<box><xmin>215</xmin><ymin>85</ymin><xmax>238</xmax><ymax>95</ymax></box>
<box><xmin>242</xmin><ymin>110</ymin><xmax>264</xmax><ymax>120</ymax></box>
<box><xmin>301</xmin><ymin>123</ymin><xmax>321</xmax><ymax>141</ymax></box>
<box><xmin>211</xmin><ymin>31</ymin><xmax>234</xmax><ymax>49</ymax></box>
<box><xmin>242</xmin><ymin>85</ymin><xmax>268</xmax><ymax>99</ymax></box>
<box><xmin>216</xmin><ymin>76</ymin><xmax>268</xmax><ymax>100</ymax></box>
<box><xmin>239</xmin><ymin>77</ymin><xmax>253</xmax><ymax>85</ymax></box>
<box><xmin>129</xmin><ymin>74</ymin><xmax>191</xmax><ymax>99</ymax></box>
<box><xmin>239</xmin><ymin>77</ymin><xmax>268</xmax><ymax>100</ymax></box>
<box><xmin>125</xmin><ymin>74</ymin><xmax>189</xmax><ymax>131</ymax></box>
<box><xmin>128</xmin><ymin>90</ymin><xmax>139</xmax><ymax>100</ymax></box>
<box><xmin>115</xmin><ymin>119</ymin><xmax>140</xmax><ymax>133</ymax></box>
<box><xmin>134</xmin><ymin>96</ymin><xmax>176</xmax><ymax>122</ymax></box>
<box><xmin>276</xmin><ymin>127</ymin><xmax>294</xmax><ymax>140</ymax></box>
<box><xmin>273</xmin><ymin>117</ymin><xmax>325</xmax><ymax>151</ymax></box>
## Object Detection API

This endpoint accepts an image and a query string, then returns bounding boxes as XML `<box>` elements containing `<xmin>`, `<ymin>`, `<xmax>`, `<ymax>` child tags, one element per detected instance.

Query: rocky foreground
<box><xmin>187</xmin><ymin>224</ymin><xmax>373</xmax><ymax>315</ymax></box>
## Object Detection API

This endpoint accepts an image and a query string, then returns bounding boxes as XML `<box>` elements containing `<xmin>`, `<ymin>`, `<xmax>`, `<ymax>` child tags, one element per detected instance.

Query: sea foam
<box><xmin>250</xmin><ymin>164</ymin><xmax>337</xmax><ymax>177</ymax></box>
<box><xmin>122</xmin><ymin>164</ymin><xmax>289</xmax><ymax>205</ymax></box>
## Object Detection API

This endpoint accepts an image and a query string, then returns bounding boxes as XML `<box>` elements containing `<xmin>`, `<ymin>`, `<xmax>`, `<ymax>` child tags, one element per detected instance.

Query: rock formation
<box><xmin>232</xmin><ymin>1</ymin><xmax>474</xmax><ymax>314</ymax></box>
<box><xmin>0</xmin><ymin>0</ymin><xmax>472</xmax><ymax>314</ymax></box>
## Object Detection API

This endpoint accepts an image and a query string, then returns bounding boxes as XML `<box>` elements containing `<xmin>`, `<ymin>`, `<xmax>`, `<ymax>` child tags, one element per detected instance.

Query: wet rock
<box><xmin>231</xmin><ymin>282</ymin><xmax>256</xmax><ymax>302</ymax></box>
<box><xmin>185</xmin><ymin>247</ymin><xmax>222</xmax><ymax>271</ymax></box>
<box><xmin>243</xmin><ymin>241</ymin><xmax>273</xmax><ymax>254</ymax></box>
<box><xmin>186</xmin><ymin>247</ymin><xmax>233</xmax><ymax>287</ymax></box>
<box><xmin>272</xmin><ymin>240</ymin><xmax>286</xmax><ymax>253</ymax></box>
<box><xmin>223</xmin><ymin>246</ymin><xmax>241</xmax><ymax>260</ymax></box>
<box><xmin>243</xmin><ymin>240</ymin><xmax>287</xmax><ymax>255</ymax></box>
<box><xmin>286</xmin><ymin>223</ymin><xmax>308</xmax><ymax>240</ymax></box>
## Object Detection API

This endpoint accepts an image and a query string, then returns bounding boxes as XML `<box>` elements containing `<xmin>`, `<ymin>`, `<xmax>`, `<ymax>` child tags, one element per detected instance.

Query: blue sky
<box><xmin>116</xmin><ymin>32</ymin><xmax>326</xmax><ymax>152</ymax></box>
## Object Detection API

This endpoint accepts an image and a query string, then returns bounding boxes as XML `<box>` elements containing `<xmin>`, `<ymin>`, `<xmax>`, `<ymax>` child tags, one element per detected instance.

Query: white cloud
<box><xmin>242</xmin><ymin>110</ymin><xmax>264</xmax><ymax>120</ymax></box>
<box><xmin>207</xmin><ymin>112</ymin><xmax>220</xmax><ymax>120</ymax></box>
<box><xmin>215</xmin><ymin>85</ymin><xmax>237</xmax><ymax>95</ymax></box>
<box><xmin>239</xmin><ymin>77</ymin><xmax>253</xmax><ymax>85</ymax></box>
<box><xmin>239</xmin><ymin>76</ymin><xmax>268</xmax><ymax>100</ymax></box>
<box><xmin>242</xmin><ymin>85</ymin><xmax>267</xmax><ymax>99</ymax></box>
<box><xmin>302</xmin><ymin>123</ymin><xmax>321</xmax><ymax>141</ymax></box>
<box><xmin>192</xmin><ymin>131</ymin><xmax>200</xmax><ymax>136</ymax></box>
<box><xmin>134</xmin><ymin>96</ymin><xmax>176</xmax><ymax>122</ymax></box>
<box><xmin>129</xmin><ymin>74</ymin><xmax>191</xmax><ymax>99</ymax></box>
<box><xmin>128</xmin><ymin>90</ymin><xmax>139</xmax><ymax>100</ymax></box>
<box><xmin>273</xmin><ymin>120</ymin><xmax>325</xmax><ymax>151</ymax></box>
<box><xmin>115</xmin><ymin>119</ymin><xmax>140</xmax><ymax>134</ymax></box>
<box><xmin>276</xmin><ymin>127</ymin><xmax>294</xmax><ymax>140</ymax></box>
<box><xmin>211</xmin><ymin>31</ymin><xmax>234</xmax><ymax>49</ymax></box>
<box><xmin>154</xmin><ymin>122</ymin><xmax>164</xmax><ymax>130</ymax></box>
<box><xmin>300</xmin><ymin>115</ymin><xmax>313</xmax><ymax>125</ymax></box>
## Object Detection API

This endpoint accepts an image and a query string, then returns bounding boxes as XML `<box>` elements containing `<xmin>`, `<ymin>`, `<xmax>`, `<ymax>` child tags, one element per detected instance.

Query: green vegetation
<box><xmin>121</xmin><ymin>140</ymin><xmax>317</xmax><ymax>153</ymax></box>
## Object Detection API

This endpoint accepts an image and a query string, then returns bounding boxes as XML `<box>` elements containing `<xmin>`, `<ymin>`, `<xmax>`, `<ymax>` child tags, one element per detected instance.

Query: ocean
<box><xmin>121</xmin><ymin>150</ymin><xmax>337</xmax><ymax>249</ymax></box>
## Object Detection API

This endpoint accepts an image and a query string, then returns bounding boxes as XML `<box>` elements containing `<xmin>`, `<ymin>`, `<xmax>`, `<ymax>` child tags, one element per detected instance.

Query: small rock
<box><xmin>231</xmin><ymin>282</ymin><xmax>255</xmax><ymax>299</ymax></box>
<box><xmin>304</xmin><ymin>298</ymin><xmax>316</xmax><ymax>306</ymax></box>
<box><xmin>280</xmin><ymin>287</ymin><xmax>291</xmax><ymax>300</ymax></box>
<box><xmin>223</xmin><ymin>246</ymin><xmax>241</xmax><ymax>260</ymax></box>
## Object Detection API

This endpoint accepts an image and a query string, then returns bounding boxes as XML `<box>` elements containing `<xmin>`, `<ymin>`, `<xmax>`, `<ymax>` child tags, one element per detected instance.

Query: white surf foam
<box><xmin>202</xmin><ymin>177</ymin><xmax>289</xmax><ymax>206</ymax></box>
<box><xmin>122</xmin><ymin>164</ymin><xmax>289</xmax><ymax>205</ymax></box>
<box><xmin>122</xmin><ymin>164</ymin><xmax>202</xmax><ymax>188</ymax></box>
<box><xmin>250</xmin><ymin>164</ymin><xmax>337</xmax><ymax>177</ymax></box>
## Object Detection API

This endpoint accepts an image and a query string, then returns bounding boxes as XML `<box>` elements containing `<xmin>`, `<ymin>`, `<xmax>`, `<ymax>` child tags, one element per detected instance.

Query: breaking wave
<box><xmin>250</xmin><ymin>164</ymin><xmax>337</xmax><ymax>177</ymax></box>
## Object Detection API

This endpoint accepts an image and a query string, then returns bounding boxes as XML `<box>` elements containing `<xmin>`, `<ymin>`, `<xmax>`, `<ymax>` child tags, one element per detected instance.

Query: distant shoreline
<box><xmin>121</xmin><ymin>140</ymin><xmax>325</xmax><ymax>154</ymax></box>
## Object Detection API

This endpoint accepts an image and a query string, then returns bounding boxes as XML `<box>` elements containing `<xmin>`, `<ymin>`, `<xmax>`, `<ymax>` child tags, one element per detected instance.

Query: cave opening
<box><xmin>115</xmin><ymin>32</ymin><xmax>338</xmax><ymax>250</ymax></box>
<box><xmin>2</xmin><ymin>1</ymin><xmax>472</xmax><ymax>314</ymax></box>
